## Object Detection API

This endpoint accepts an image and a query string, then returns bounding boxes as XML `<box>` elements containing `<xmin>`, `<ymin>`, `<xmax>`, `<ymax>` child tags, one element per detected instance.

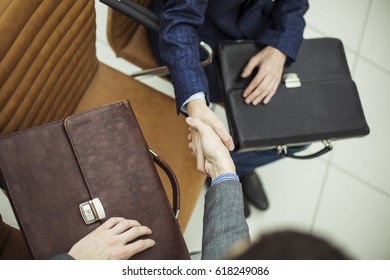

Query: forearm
<box><xmin>159</xmin><ymin>0</ymin><xmax>210</xmax><ymax>113</ymax></box>
<box><xmin>201</xmin><ymin>180</ymin><xmax>250</xmax><ymax>260</ymax></box>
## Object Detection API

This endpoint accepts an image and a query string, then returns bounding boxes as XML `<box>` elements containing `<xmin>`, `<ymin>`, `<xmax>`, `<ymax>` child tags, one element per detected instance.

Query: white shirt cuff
<box><xmin>180</xmin><ymin>92</ymin><xmax>206</xmax><ymax>114</ymax></box>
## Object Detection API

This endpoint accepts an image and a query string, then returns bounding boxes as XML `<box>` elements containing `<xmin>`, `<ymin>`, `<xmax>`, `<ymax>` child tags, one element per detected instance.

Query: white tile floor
<box><xmin>1</xmin><ymin>0</ymin><xmax>389</xmax><ymax>260</ymax></box>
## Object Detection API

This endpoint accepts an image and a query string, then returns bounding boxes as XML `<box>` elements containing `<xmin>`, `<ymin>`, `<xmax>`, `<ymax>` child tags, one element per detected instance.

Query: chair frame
<box><xmin>100</xmin><ymin>0</ymin><xmax>213</xmax><ymax>77</ymax></box>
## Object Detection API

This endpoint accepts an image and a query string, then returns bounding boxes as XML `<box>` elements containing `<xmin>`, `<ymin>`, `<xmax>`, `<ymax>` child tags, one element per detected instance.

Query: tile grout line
<box><xmin>306</xmin><ymin>2</ymin><xmax>390</xmax><ymax>76</ymax></box>
<box><xmin>351</xmin><ymin>0</ymin><xmax>373</xmax><ymax>75</ymax></box>
<box><xmin>309</xmin><ymin>142</ymin><xmax>390</xmax><ymax>235</ymax></box>
<box><xmin>356</xmin><ymin>53</ymin><xmax>390</xmax><ymax>76</ymax></box>
<box><xmin>308</xmin><ymin>153</ymin><xmax>334</xmax><ymax>234</ymax></box>
<box><xmin>330</xmin><ymin>162</ymin><xmax>390</xmax><ymax>199</ymax></box>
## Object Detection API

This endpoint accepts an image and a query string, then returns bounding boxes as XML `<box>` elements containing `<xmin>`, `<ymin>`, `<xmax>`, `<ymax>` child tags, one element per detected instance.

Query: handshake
<box><xmin>66</xmin><ymin>116</ymin><xmax>237</xmax><ymax>260</ymax></box>
<box><xmin>185</xmin><ymin>117</ymin><xmax>236</xmax><ymax>180</ymax></box>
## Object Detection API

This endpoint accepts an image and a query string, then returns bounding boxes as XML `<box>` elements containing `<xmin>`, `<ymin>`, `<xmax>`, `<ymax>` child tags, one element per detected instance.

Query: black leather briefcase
<box><xmin>218</xmin><ymin>38</ymin><xmax>370</xmax><ymax>158</ymax></box>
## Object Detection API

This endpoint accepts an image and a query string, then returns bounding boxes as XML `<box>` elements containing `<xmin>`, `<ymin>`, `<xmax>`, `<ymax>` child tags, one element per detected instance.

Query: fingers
<box><xmin>241</xmin><ymin>55</ymin><xmax>259</xmax><ymax>78</ymax></box>
<box><xmin>195</xmin><ymin>141</ymin><xmax>206</xmax><ymax>174</ymax></box>
<box><xmin>243</xmin><ymin>73</ymin><xmax>278</xmax><ymax>105</ymax></box>
<box><xmin>242</xmin><ymin>73</ymin><xmax>265</xmax><ymax>99</ymax></box>
<box><xmin>111</xmin><ymin>218</ymin><xmax>142</xmax><ymax>234</ymax></box>
<box><xmin>69</xmin><ymin>217</ymin><xmax>155</xmax><ymax>260</ymax></box>
<box><xmin>186</xmin><ymin>116</ymin><xmax>203</xmax><ymax>132</ymax></box>
<box><xmin>186</xmin><ymin>102</ymin><xmax>234</xmax><ymax>151</ymax></box>
<box><xmin>121</xmin><ymin>225</ymin><xmax>153</xmax><ymax>244</ymax></box>
<box><xmin>213</xmin><ymin>123</ymin><xmax>234</xmax><ymax>151</ymax></box>
<box><xmin>186</xmin><ymin>118</ymin><xmax>210</xmax><ymax>174</ymax></box>
<box><xmin>253</xmin><ymin>79</ymin><xmax>278</xmax><ymax>105</ymax></box>
<box><xmin>100</xmin><ymin>217</ymin><xmax>125</xmax><ymax>230</ymax></box>
<box><xmin>120</xmin><ymin>238</ymin><xmax>155</xmax><ymax>259</ymax></box>
<box><xmin>188</xmin><ymin>125</ymin><xmax>207</xmax><ymax>174</ymax></box>
<box><xmin>116</xmin><ymin>220</ymin><xmax>155</xmax><ymax>259</ymax></box>
<box><xmin>103</xmin><ymin>218</ymin><xmax>153</xmax><ymax>241</ymax></box>
<box><xmin>109</xmin><ymin>225</ymin><xmax>155</xmax><ymax>260</ymax></box>
<box><xmin>109</xmin><ymin>219</ymin><xmax>155</xmax><ymax>259</ymax></box>
<box><xmin>187</xmin><ymin>117</ymin><xmax>234</xmax><ymax>151</ymax></box>
<box><xmin>241</xmin><ymin>46</ymin><xmax>286</xmax><ymax>105</ymax></box>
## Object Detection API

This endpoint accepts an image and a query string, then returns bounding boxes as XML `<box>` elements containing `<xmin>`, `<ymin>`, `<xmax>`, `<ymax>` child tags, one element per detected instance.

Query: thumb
<box><xmin>186</xmin><ymin>117</ymin><xmax>205</xmax><ymax>133</ymax></box>
<box><xmin>241</xmin><ymin>57</ymin><xmax>257</xmax><ymax>78</ymax></box>
<box><xmin>213</xmin><ymin>125</ymin><xmax>235</xmax><ymax>151</ymax></box>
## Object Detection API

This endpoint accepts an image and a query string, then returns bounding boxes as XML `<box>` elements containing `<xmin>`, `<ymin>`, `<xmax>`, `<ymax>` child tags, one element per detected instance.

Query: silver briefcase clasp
<box><xmin>282</xmin><ymin>73</ymin><xmax>301</xmax><ymax>88</ymax></box>
<box><xmin>79</xmin><ymin>198</ymin><xmax>106</xmax><ymax>225</ymax></box>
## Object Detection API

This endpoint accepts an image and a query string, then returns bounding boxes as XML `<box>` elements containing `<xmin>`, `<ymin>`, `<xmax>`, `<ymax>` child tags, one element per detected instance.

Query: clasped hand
<box><xmin>186</xmin><ymin>117</ymin><xmax>235</xmax><ymax>180</ymax></box>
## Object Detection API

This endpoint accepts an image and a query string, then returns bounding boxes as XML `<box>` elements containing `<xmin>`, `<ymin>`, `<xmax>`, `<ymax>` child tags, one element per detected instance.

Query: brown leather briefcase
<box><xmin>0</xmin><ymin>100</ymin><xmax>190</xmax><ymax>260</ymax></box>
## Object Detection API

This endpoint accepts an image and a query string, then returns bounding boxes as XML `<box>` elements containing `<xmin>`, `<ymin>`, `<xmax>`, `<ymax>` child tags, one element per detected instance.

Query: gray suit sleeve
<box><xmin>201</xmin><ymin>180</ymin><xmax>250</xmax><ymax>260</ymax></box>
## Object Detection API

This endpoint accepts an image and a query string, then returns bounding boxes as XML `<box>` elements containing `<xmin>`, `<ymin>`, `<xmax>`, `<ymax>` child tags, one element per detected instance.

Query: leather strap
<box><xmin>149</xmin><ymin>149</ymin><xmax>181</xmax><ymax>219</ymax></box>
<box><xmin>277</xmin><ymin>140</ymin><xmax>333</xmax><ymax>160</ymax></box>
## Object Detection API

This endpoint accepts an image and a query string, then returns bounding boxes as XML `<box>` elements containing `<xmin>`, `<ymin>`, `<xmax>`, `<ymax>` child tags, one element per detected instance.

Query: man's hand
<box><xmin>68</xmin><ymin>217</ymin><xmax>155</xmax><ymax>260</ymax></box>
<box><xmin>241</xmin><ymin>46</ymin><xmax>286</xmax><ymax>105</ymax></box>
<box><xmin>186</xmin><ymin>99</ymin><xmax>234</xmax><ymax>152</ymax></box>
<box><xmin>186</xmin><ymin>117</ymin><xmax>235</xmax><ymax>179</ymax></box>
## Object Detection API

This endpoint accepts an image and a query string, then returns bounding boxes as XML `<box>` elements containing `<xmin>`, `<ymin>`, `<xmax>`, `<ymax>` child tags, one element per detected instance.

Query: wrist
<box><xmin>187</xmin><ymin>99</ymin><xmax>208</xmax><ymax>117</ymax></box>
<box><xmin>208</xmin><ymin>160</ymin><xmax>236</xmax><ymax>180</ymax></box>
<box><xmin>265</xmin><ymin>46</ymin><xmax>287</xmax><ymax>61</ymax></box>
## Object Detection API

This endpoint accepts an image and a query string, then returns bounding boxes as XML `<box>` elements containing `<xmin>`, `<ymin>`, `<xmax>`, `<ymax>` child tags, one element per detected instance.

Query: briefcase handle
<box><xmin>149</xmin><ymin>149</ymin><xmax>181</xmax><ymax>220</ymax></box>
<box><xmin>277</xmin><ymin>140</ymin><xmax>333</xmax><ymax>160</ymax></box>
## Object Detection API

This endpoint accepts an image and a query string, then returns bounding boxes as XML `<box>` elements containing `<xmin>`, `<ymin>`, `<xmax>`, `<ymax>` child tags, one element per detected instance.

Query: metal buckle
<box><xmin>79</xmin><ymin>198</ymin><xmax>106</xmax><ymax>225</ymax></box>
<box><xmin>277</xmin><ymin>145</ymin><xmax>288</xmax><ymax>156</ymax></box>
<box><xmin>322</xmin><ymin>139</ymin><xmax>333</xmax><ymax>149</ymax></box>
<box><xmin>283</xmin><ymin>73</ymin><xmax>301</xmax><ymax>88</ymax></box>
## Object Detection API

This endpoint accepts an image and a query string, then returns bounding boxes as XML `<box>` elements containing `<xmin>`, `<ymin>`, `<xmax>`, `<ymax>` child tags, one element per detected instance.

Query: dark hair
<box><xmin>235</xmin><ymin>230</ymin><xmax>349</xmax><ymax>260</ymax></box>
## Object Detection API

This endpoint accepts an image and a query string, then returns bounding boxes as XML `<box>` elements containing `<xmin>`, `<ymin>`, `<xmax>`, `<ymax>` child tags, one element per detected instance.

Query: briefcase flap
<box><xmin>0</xmin><ymin>101</ymin><xmax>189</xmax><ymax>259</ymax></box>
<box><xmin>227</xmin><ymin>81</ymin><xmax>370</xmax><ymax>150</ymax></box>
<box><xmin>0</xmin><ymin>119</ymin><xmax>93</xmax><ymax>259</ymax></box>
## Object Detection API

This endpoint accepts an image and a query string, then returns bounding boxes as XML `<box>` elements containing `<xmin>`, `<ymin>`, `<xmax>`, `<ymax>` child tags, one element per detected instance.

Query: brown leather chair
<box><xmin>105</xmin><ymin>0</ymin><xmax>213</xmax><ymax>78</ymax></box>
<box><xmin>0</xmin><ymin>0</ymin><xmax>205</xmax><ymax>259</ymax></box>
<box><xmin>106</xmin><ymin>0</ymin><xmax>158</xmax><ymax>71</ymax></box>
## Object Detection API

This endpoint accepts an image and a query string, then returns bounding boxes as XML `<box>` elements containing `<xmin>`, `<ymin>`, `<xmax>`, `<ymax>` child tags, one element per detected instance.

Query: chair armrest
<box><xmin>130</xmin><ymin>41</ymin><xmax>213</xmax><ymax>77</ymax></box>
<box><xmin>100</xmin><ymin>0</ymin><xmax>214</xmax><ymax>77</ymax></box>
<box><xmin>101</xmin><ymin>0</ymin><xmax>159</xmax><ymax>31</ymax></box>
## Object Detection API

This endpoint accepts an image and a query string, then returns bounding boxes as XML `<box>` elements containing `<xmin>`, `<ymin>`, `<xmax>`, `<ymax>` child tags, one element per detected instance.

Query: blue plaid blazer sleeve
<box><xmin>159</xmin><ymin>0</ymin><xmax>210</xmax><ymax>114</ymax></box>
<box><xmin>255</xmin><ymin>0</ymin><xmax>309</xmax><ymax>60</ymax></box>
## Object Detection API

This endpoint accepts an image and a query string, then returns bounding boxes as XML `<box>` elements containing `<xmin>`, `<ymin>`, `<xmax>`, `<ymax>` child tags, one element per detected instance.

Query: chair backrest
<box><xmin>0</xmin><ymin>0</ymin><xmax>98</xmax><ymax>136</ymax></box>
<box><xmin>106</xmin><ymin>0</ymin><xmax>158</xmax><ymax>69</ymax></box>
<box><xmin>0</xmin><ymin>0</ymin><xmax>99</xmax><ymax>260</ymax></box>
